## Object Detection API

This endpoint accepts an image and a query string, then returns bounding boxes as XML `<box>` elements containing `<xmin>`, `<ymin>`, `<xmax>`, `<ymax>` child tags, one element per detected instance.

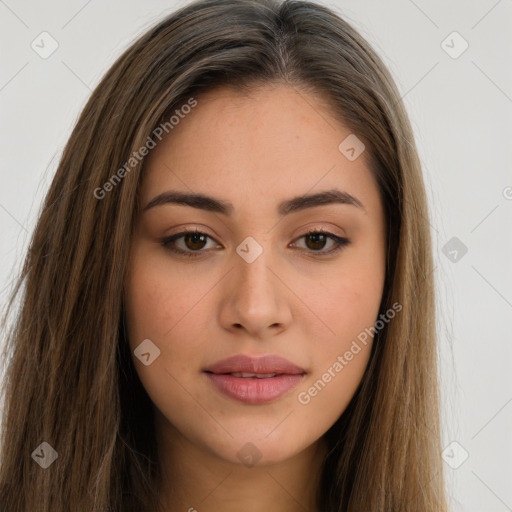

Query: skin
<box><xmin>124</xmin><ymin>83</ymin><xmax>387</xmax><ymax>512</ymax></box>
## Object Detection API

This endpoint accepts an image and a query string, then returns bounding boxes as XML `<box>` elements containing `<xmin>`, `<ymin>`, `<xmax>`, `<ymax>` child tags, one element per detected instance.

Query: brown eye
<box><xmin>161</xmin><ymin>230</ymin><xmax>218</xmax><ymax>257</ymax></box>
<box><xmin>291</xmin><ymin>229</ymin><xmax>350</xmax><ymax>256</ymax></box>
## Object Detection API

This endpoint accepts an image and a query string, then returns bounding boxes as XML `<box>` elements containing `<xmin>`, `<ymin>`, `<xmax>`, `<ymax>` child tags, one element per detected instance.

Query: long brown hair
<box><xmin>0</xmin><ymin>0</ymin><xmax>447</xmax><ymax>510</ymax></box>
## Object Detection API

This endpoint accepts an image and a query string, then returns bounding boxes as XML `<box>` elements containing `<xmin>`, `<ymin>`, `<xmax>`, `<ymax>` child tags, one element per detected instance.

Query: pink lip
<box><xmin>203</xmin><ymin>354</ymin><xmax>306</xmax><ymax>405</ymax></box>
<box><xmin>204</xmin><ymin>354</ymin><xmax>306</xmax><ymax>375</ymax></box>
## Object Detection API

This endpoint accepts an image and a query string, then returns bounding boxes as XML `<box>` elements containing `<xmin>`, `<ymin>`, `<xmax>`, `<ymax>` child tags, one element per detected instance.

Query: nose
<box><xmin>218</xmin><ymin>247</ymin><xmax>293</xmax><ymax>339</ymax></box>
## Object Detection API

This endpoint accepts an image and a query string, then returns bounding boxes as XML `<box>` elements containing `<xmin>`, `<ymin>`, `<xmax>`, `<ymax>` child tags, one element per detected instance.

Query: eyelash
<box><xmin>160</xmin><ymin>228</ymin><xmax>350</xmax><ymax>258</ymax></box>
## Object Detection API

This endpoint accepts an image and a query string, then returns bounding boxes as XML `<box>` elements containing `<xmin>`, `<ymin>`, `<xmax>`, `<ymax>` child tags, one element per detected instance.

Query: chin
<box><xmin>204</xmin><ymin>429</ymin><xmax>310</xmax><ymax>468</ymax></box>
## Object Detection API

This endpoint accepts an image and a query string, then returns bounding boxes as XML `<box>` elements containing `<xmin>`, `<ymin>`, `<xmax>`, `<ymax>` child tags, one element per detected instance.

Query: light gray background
<box><xmin>1</xmin><ymin>1</ymin><xmax>511</xmax><ymax>511</ymax></box>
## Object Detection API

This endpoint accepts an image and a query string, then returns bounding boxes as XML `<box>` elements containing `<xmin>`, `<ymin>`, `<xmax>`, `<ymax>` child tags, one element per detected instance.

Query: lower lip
<box><xmin>205</xmin><ymin>372</ymin><xmax>305</xmax><ymax>404</ymax></box>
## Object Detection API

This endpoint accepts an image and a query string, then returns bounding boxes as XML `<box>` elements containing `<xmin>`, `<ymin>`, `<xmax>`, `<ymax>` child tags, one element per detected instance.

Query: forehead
<box><xmin>140</xmin><ymin>83</ymin><xmax>379</xmax><ymax>214</ymax></box>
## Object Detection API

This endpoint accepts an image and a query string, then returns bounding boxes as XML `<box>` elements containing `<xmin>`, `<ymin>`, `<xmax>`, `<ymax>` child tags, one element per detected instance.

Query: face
<box><xmin>124</xmin><ymin>83</ymin><xmax>386</xmax><ymax>468</ymax></box>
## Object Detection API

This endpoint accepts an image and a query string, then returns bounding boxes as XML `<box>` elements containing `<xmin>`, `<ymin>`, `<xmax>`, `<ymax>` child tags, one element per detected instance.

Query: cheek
<box><xmin>124</xmin><ymin>246</ymin><xmax>218</xmax><ymax>407</ymax></box>
<box><xmin>295</xmin><ymin>344</ymin><xmax>371</xmax><ymax>441</ymax></box>
<box><xmin>124</xmin><ymin>250</ymin><xmax>201</xmax><ymax>346</ymax></box>
<box><xmin>301</xmin><ymin>259</ymin><xmax>384</xmax><ymax>350</ymax></box>
<box><xmin>292</xmin><ymin>278</ymin><xmax>380</xmax><ymax>432</ymax></box>
<box><xmin>293</xmin><ymin>258</ymin><xmax>383</xmax><ymax>418</ymax></box>
<box><xmin>123</xmin><ymin>251</ymin><xmax>206</xmax><ymax>417</ymax></box>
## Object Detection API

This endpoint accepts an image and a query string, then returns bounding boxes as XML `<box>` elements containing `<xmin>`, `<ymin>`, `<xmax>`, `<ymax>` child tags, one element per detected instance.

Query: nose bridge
<box><xmin>234</xmin><ymin>238</ymin><xmax>278</xmax><ymax>309</ymax></box>
<box><xmin>221</xmin><ymin>234</ymin><xmax>290</xmax><ymax>335</ymax></box>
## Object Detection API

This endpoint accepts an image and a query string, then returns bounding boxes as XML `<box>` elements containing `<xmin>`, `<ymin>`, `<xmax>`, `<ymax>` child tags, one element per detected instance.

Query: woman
<box><xmin>0</xmin><ymin>0</ymin><xmax>448</xmax><ymax>510</ymax></box>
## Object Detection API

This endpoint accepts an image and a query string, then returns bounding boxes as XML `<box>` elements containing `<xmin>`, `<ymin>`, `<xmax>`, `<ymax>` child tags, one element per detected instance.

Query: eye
<box><xmin>161</xmin><ymin>229</ymin><xmax>219</xmax><ymax>257</ymax></box>
<box><xmin>290</xmin><ymin>228</ymin><xmax>350</xmax><ymax>256</ymax></box>
<box><xmin>160</xmin><ymin>228</ymin><xmax>350</xmax><ymax>258</ymax></box>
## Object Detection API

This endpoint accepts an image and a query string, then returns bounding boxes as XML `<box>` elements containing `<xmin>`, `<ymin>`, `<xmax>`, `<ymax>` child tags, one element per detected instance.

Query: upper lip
<box><xmin>204</xmin><ymin>354</ymin><xmax>306</xmax><ymax>375</ymax></box>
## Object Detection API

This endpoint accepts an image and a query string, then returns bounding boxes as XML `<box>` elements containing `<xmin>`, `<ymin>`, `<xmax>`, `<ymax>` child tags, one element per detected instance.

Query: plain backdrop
<box><xmin>1</xmin><ymin>1</ymin><xmax>511</xmax><ymax>511</ymax></box>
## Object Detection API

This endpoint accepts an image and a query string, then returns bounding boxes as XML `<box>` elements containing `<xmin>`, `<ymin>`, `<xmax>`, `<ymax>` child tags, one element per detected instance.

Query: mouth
<box><xmin>203</xmin><ymin>354</ymin><xmax>306</xmax><ymax>404</ymax></box>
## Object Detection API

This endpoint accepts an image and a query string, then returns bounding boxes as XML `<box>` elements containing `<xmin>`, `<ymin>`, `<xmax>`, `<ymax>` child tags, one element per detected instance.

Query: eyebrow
<box><xmin>143</xmin><ymin>188</ymin><xmax>365</xmax><ymax>216</ymax></box>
